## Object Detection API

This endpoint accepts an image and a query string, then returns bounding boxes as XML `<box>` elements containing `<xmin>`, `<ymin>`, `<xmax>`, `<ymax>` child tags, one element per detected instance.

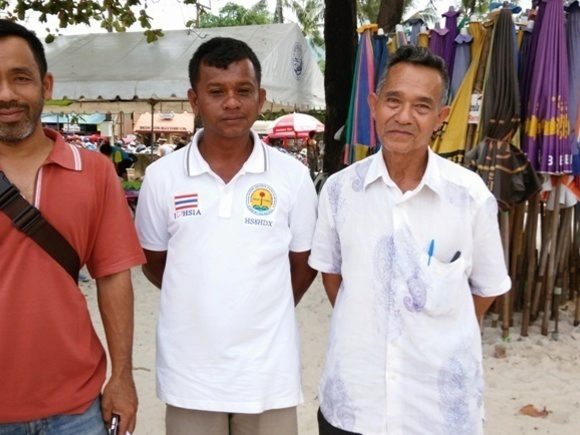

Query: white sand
<box><xmin>83</xmin><ymin>269</ymin><xmax>580</xmax><ymax>434</ymax></box>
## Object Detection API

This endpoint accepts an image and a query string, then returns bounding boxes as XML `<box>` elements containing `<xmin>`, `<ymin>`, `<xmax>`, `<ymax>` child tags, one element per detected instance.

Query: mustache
<box><xmin>0</xmin><ymin>102</ymin><xmax>28</xmax><ymax>110</ymax></box>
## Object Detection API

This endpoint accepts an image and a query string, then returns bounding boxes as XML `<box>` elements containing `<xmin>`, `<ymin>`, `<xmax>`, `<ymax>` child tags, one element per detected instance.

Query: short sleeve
<box><xmin>469</xmin><ymin>194</ymin><xmax>511</xmax><ymax>297</ymax></box>
<box><xmin>135</xmin><ymin>167</ymin><xmax>170</xmax><ymax>251</ymax></box>
<box><xmin>288</xmin><ymin>169</ymin><xmax>318</xmax><ymax>252</ymax></box>
<box><xmin>308</xmin><ymin>178</ymin><xmax>342</xmax><ymax>274</ymax></box>
<box><xmin>86</xmin><ymin>161</ymin><xmax>145</xmax><ymax>278</ymax></box>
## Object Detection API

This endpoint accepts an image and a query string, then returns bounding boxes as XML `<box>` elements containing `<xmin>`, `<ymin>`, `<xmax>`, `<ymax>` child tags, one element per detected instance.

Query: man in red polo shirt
<box><xmin>0</xmin><ymin>20</ymin><xmax>145</xmax><ymax>435</ymax></box>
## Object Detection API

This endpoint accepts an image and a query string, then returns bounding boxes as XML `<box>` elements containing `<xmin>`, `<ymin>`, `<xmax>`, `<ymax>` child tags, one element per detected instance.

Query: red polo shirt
<box><xmin>0</xmin><ymin>129</ymin><xmax>145</xmax><ymax>422</ymax></box>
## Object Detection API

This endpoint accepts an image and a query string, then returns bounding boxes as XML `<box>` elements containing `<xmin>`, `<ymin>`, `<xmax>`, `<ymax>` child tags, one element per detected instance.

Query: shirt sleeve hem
<box><xmin>90</xmin><ymin>254</ymin><xmax>146</xmax><ymax>279</ymax></box>
<box><xmin>308</xmin><ymin>258</ymin><xmax>341</xmax><ymax>275</ymax></box>
<box><xmin>470</xmin><ymin>276</ymin><xmax>511</xmax><ymax>297</ymax></box>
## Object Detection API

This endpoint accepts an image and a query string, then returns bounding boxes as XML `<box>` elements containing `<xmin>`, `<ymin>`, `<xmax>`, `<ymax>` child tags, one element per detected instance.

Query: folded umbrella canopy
<box><xmin>343</xmin><ymin>26</ymin><xmax>377</xmax><ymax>164</ymax></box>
<box><xmin>465</xmin><ymin>6</ymin><xmax>541</xmax><ymax>209</ymax></box>
<box><xmin>566</xmin><ymin>0</ymin><xmax>580</xmax><ymax>178</ymax></box>
<box><xmin>523</xmin><ymin>0</ymin><xmax>572</xmax><ymax>175</ymax></box>
<box><xmin>431</xmin><ymin>21</ymin><xmax>487</xmax><ymax>162</ymax></box>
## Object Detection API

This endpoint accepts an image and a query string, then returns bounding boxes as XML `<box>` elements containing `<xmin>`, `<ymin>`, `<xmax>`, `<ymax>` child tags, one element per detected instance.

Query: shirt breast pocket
<box><xmin>420</xmin><ymin>254</ymin><xmax>469</xmax><ymax>317</ymax></box>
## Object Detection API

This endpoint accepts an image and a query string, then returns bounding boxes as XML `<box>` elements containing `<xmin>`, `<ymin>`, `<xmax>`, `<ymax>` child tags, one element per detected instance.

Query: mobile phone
<box><xmin>108</xmin><ymin>414</ymin><xmax>120</xmax><ymax>435</ymax></box>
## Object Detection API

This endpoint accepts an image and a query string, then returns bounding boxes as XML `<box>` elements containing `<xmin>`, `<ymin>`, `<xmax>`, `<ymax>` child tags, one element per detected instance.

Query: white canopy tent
<box><xmin>44</xmin><ymin>23</ymin><xmax>325</xmax><ymax>114</ymax></box>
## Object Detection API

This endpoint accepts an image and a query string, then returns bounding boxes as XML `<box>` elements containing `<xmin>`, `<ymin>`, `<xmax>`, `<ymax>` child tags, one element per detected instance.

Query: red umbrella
<box><xmin>267</xmin><ymin>113</ymin><xmax>324</xmax><ymax>139</ymax></box>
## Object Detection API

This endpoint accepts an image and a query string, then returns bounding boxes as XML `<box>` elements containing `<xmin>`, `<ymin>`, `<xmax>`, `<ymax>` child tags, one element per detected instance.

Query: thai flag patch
<box><xmin>174</xmin><ymin>193</ymin><xmax>198</xmax><ymax>212</ymax></box>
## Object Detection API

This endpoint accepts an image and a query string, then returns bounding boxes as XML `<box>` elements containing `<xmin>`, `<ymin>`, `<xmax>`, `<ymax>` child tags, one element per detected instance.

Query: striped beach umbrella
<box><xmin>343</xmin><ymin>26</ymin><xmax>377</xmax><ymax>164</ymax></box>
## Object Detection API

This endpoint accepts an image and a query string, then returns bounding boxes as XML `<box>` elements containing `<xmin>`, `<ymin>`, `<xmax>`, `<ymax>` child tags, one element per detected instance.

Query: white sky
<box><xmin>10</xmin><ymin>0</ymin><xmax>457</xmax><ymax>37</ymax></box>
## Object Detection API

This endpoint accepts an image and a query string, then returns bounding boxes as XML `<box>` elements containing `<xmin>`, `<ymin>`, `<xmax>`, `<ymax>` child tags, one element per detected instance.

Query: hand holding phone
<box><xmin>108</xmin><ymin>414</ymin><xmax>120</xmax><ymax>435</ymax></box>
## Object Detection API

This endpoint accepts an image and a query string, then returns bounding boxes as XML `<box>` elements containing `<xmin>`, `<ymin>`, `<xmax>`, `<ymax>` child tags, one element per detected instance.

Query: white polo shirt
<box><xmin>309</xmin><ymin>149</ymin><xmax>510</xmax><ymax>435</ymax></box>
<box><xmin>135</xmin><ymin>129</ymin><xmax>317</xmax><ymax>413</ymax></box>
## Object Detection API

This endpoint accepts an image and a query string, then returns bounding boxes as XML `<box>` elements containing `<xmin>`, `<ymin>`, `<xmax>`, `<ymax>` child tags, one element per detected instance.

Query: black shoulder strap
<box><xmin>0</xmin><ymin>171</ymin><xmax>80</xmax><ymax>282</ymax></box>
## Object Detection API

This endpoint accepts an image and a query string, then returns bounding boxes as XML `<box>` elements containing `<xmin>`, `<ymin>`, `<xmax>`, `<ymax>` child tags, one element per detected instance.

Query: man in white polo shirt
<box><xmin>309</xmin><ymin>46</ymin><xmax>511</xmax><ymax>434</ymax></box>
<box><xmin>135</xmin><ymin>37</ymin><xmax>318</xmax><ymax>435</ymax></box>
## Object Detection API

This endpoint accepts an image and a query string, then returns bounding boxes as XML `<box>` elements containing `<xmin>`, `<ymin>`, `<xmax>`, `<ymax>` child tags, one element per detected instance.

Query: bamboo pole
<box><xmin>532</xmin><ymin>205</ymin><xmax>551</xmax><ymax>320</ymax></box>
<box><xmin>521</xmin><ymin>195</ymin><xmax>540</xmax><ymax>336</ymax></box>
<box><xmin>541</xmin><ymin>182</ymin><xmax>562</xmax><ymax>336</ymax></box>
<box><xmin>500</xmin><ymin>210</ymin><xmax>511</xmax><ymax>339</ymax></box>
<box><xmin>574</xmin><ymin>204</ymin><xmax>580</xmax><ymax>327</ymax></box>
<box><xmin>510</xmin><ymin>203</ymin><xmax>526</xmax><ymax>319</ymax></box>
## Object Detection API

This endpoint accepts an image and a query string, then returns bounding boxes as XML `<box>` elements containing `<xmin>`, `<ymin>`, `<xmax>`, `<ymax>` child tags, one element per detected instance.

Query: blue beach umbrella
<box><xmin>450</xmin><ymin>31</ymin><xmax>473</xmax><ymax>100</ymax></box>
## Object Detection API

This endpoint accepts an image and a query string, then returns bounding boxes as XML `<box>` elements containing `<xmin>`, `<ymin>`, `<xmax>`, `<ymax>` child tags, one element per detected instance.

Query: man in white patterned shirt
<box><xmin>309</xmin><ymin>46</ymin><xmax>510</xmax><ymax>435</ymax></box>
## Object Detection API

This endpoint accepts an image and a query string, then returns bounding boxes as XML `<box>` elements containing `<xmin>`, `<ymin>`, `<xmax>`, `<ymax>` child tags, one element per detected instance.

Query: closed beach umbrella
<box><xmin>431</xmin><ymin>21</ymin><xmax>487</xmax><ymax>161</ymax></box>
<box><xmin>523</xmin><ymin>0</ymin><xmax>571</xmax><ymax>175</ymax></box>
<box><xmin>429</xmin><ymin>27</ymin><xmax>449</xmax><ymax>60</ymax></box>
<box><xmin>442</xmin><ymin>7</ymin><xmax>461</xmax><ymax>85</ymax></box>
<box><xmin>406</xmin><ymin>17</ymin><xmax>425</xmax><ymax>45</ymax></box>
<box><xmin>450</xmin><ymin>31</ymin><xmax>473</xmax><ymax>100</ymax></box>
<box><xmin>566</xmin><ymin>0</ymin><xmax>580</xmax><ymax>177</ymax></box>
<box><xmin>344</xmin><ymin>27</ymin><xmax>377</xmax><ymax>164</ymax></box>
<box><xmin>373</xmin><ymin>31</ymin><xmax>389</xmax><ymax>88</ymax></box>
<box><xmin>465</xmin><ymin>5</ymin><xmax>541</xmax><ymax>207</ymax></box>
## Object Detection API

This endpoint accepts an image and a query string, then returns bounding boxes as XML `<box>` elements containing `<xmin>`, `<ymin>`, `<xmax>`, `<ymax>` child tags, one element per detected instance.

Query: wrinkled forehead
<box><xmin>380</xmin><ymin>63</ymin><xmax>445</xmax><ymax>101</ymax></box>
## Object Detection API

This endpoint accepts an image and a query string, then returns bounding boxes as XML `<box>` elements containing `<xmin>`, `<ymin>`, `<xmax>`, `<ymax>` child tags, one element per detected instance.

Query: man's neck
<box><xmin>383</xmin><ymin>148</ymin><xmax>428</xmax><ymax>193</ymax></box>
<box><xmin>198</xmin><ymin>131</ymin><xmax>254</xmax><ymax>183</ymax></box>
<box><xmin>0</xmin><ymin>126</ymin><xmax>53</xmax><ymax>162</ymax></box>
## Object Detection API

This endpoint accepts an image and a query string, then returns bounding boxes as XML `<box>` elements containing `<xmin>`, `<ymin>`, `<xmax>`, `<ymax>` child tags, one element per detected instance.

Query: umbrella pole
<box><xmin>532</xmin><ymin>199</ymin><xmax>552</xmax><ymax>321</ymax></box>
<box><xmin>500</xmin><ymin>210</ymin><xmax>511</xmax><ymax>338</ymax></box>
<box><xmin>510</xmin><ymin>203</ymin><xmax>526</xmax><ymax>318</ymax></box>
<box><xmin>521</xmin><ymin>194</ymin><xmax>540</xmax><ymax>336</ymax></box>
<box><xmin>574</xmin><ymin>204</ymin><xmax>580</xmax><ymax>326</ymax></box>
<box><xmin>551</xmin><ymin>207</ymin><xmax>572</xmax><ymax>340</ymax></box>
<box><xmin>541</xmin><ymin>181</ymin><xmax>562</xmax><ymax>336</ymax></box>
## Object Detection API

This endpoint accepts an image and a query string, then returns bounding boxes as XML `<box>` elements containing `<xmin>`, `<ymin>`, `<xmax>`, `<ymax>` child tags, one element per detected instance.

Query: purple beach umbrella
<box><xmin>523</xmin><ymin>0</ymin><xmax>572</xmax><ymax>175</ymax></box>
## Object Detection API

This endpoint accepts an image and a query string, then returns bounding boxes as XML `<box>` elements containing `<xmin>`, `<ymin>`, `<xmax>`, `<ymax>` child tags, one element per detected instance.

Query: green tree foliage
<box><xmin>0</xmin><ymin>0</ymin><xmax>200</xmax><ymax>42</ymax></box>
<box><xmin>197</xmin><ymin>0</ymin><xmax>272</xmax><ymax>28</ymax></box>
<box><xmin>285</xmin><ymin>0</ymin><xmax>324</xmax><ymax>47</ymax></box>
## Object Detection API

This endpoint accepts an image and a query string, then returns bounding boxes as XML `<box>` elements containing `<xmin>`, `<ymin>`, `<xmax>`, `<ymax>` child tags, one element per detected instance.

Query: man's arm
<box><xmin>142</xmin><ymin>249</ymin><xmax>167</xmax><ymax>290</ymax></box>
<box><xmin>96</xmin><ymin>270</ymin><xmax>138</xmax><ymax>435</ymax></box>
<box><xmin>473</xmin><ymin>294</ymin><xmax>497</xmax><ymax>322</ymax></box>
<box><xmin>289</xmin><ymin>251</ymin><xmax>317</xmax><ymax>305</ymax></box>
<box><xmin>321</xmin><ymin>272</ymin><xmax>342</xmax><ymax>307</ymax></box>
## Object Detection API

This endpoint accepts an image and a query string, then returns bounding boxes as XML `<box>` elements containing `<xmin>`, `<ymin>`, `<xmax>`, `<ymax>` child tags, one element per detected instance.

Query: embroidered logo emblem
<box><xmin>291</xmin><ymin>42</ymin><xmax>304</xmax><ymax>80</ymax></box>
<box><xmin>246</xmin><ymin>184</ymin><xmax>276</xmax><ymax>216</ymax></box>
<box><xmin>174</xmin><ymin>193</ymin><xmax>201</xmax><ymax>218</ymax></box>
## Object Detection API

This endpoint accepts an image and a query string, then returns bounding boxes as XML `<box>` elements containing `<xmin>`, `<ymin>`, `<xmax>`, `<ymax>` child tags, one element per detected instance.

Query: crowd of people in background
<box><xmin>57</xmin><ymin>129</ymin><xmax>324</xmax><ymax>180</ymax></box>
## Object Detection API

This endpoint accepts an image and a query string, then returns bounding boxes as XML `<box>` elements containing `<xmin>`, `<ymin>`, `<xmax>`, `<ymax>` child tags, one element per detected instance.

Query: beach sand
<box><xmin>82</xmin><ymin>269</ymin><xmax>580</xmax><ymax>434</ymax></box>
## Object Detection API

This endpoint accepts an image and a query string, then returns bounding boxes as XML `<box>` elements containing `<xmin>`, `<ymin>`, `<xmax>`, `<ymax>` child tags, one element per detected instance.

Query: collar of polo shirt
<box><xmin>185</xmin><ymin>129</ymin><xmax>269</xmax><ymax>177</ymax></box>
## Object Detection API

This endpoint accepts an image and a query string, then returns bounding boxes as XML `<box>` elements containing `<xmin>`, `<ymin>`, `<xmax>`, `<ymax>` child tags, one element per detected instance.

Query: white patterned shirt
<box><xmin>309</xmin><ymin>149</ymin><xmax>510</xmax><ymax>435</ymax></box>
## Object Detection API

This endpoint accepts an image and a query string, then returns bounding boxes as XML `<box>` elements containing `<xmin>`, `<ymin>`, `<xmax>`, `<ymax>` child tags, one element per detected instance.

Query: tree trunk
<box><xmin>377</xmin><ymin>0</ymin><xmax>405</xmax><ymax>33</ymax></box>
<box><xmin>323</xmin><ymin>0</ymin><xmax>357</xmax><ymax>175</ymax></box>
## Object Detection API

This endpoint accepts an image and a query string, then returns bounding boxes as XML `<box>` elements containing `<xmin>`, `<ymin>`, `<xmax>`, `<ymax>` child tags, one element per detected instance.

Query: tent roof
<box><xmin>45</xmin><ymin>23</ymin><xmax>325</xmax><ymax>110</ymax></box>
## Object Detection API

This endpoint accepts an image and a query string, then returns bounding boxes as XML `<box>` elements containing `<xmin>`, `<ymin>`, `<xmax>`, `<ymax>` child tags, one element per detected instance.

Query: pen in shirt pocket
<box><xmin>450</xmin><ymin>251</ymin><xmax>461</xmax><ymax>263</ymax></box>
<box><xmin>427</xmin><ymin>239</ymin><xmax>435</xmax><ymax>266</ymax></box>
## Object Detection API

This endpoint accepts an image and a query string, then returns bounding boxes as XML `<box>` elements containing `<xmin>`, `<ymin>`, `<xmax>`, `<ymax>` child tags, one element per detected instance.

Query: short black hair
<box><xmin>378</xmin><ymin>45</ymin><xmax>449</xmax><ymax>103</ymax></box>
<box><xmin>188</xmin><ymin>37</ymin><xmax>262</xmax><ymax>89</ymax></box>
<box><xmin>0</xmin><ymin>19</ymin><xmax>48</xmax><ymax>77</ymax></box>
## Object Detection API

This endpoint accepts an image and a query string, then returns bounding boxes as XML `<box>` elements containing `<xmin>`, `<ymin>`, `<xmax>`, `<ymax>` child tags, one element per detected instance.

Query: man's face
<box><xmin>0</xmin><ymin>36</ymin><xmax>53</xmax><ymax>144</ymax></box>
<box><xmin>188</xmin><ymin>58</ymin><xmax>266</xmax><ymax>142</ymax></box>
<box><xmin>368</xmin><ymin>62</ymin><xmax>449</xmax><ymax>158</ymax></box>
